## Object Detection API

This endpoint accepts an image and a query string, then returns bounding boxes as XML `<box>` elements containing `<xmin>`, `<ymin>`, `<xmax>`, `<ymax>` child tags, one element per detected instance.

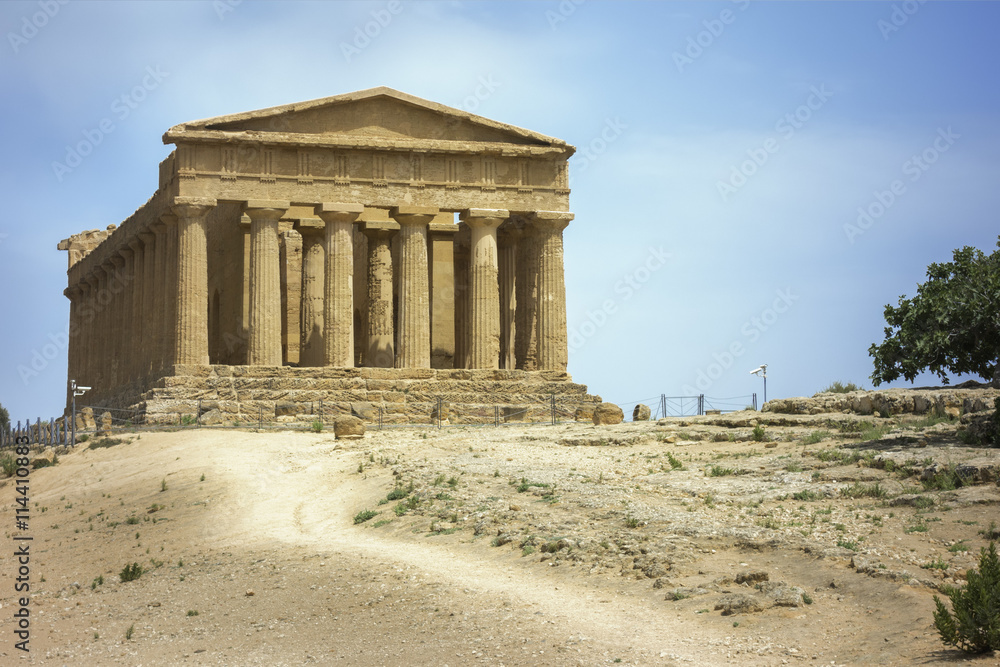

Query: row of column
<box><xmin>66</xmin><ymin>198</ymin><xmax>572</xmax><ymax>402</ymax></box>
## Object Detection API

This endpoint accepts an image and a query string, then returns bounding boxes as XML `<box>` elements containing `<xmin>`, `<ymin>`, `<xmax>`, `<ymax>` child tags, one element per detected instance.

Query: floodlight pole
<box><xmin>70</xmin><ymin>380</ymin><xmax>76</xmax><ymax>447</ymax></box>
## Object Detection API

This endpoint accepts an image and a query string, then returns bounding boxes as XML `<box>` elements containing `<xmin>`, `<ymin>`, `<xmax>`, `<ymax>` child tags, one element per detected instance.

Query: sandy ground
<box><xmin>2</xmin><ymin>413</ymin><xmax>1000</xmax><ymax>666</ymax></box>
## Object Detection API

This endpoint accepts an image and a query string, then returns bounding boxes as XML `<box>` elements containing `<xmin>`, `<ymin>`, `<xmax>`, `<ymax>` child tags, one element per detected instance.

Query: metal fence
<box><xmin>1</xmin><ymin>416</ymin><xmax>73</xmax><ymax>448</ymax></box>
<box><xmin>615</xmin><ymin>393</ymin><xmax>759</xmax><ymax>421</ymax></box>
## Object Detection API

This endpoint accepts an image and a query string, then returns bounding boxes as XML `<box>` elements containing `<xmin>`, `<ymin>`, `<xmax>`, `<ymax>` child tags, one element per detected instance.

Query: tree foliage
<box><xmin>933</xmin><ymin>541</ymin><xmax>1000</xmax><ymax>653</ymax></box>
<box><xmin>0</xmin><ymin>403</ymin><xmax>8</xmax><ymax>431</ymax></box>
<box><xmin>869</xmin><ymin>238</ymin><xmax>1000</xmax><ymax>387</ymax></box>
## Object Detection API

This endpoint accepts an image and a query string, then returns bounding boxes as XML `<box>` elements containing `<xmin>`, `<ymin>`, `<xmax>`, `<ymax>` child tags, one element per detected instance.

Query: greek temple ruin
<box><xmin>58</xmin><ymin>87</ymin><xmax>598</xmax><ymax>424</ymax></box>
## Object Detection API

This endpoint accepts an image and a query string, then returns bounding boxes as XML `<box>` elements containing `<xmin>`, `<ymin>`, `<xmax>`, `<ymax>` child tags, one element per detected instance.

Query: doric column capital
<box><xmin>117</xmin><ymin>245</ymin><xmax>133</xmax><ymax>260</ymax></box>
<box><xmin>460</xmin><ymin>208</ymin><xmax>510</xmax><ymax>228</ymax></box>
<box><xmin>64</xmin><ymin>284</ymin><xmax>83</xmax><ymax>300</ymax></box>
<box><xmin>316</xmin><ymin>202</ymin><xmax>364</xmax><ymax>224</ymax></box>
<box><xmin>138</xmin><ymin>231</ymin><xmax>155</xmax><ymax>246</ymax></box>
<box><xmin>108</xmin><ymin>255</ymin><xmax>125</xmax><ymax>269</ymax></box>
<box><xmin>244</xmin><ymin>200</ymin><xmax>290</xmax><ymax>221</ymax></box>
<box><xmin>530</xmin><ymin>210</ymin><xmax>573</xmax><ymax>232</ymax></box>
<box><xmin>127</xmin><ymin>237</ymin><xmax>143</xmax><ymax>252</ymax></box>
<box><xmin>361</xmin><ymin>220</ymin><xmax>400</xmax><ymax>239</ymax></box>
<box><xmin>293</xmin><ymin>217</ymin><xmax>325</xmax><ymax>236</ymax></box>
<box><xmin>391</xmin><ymin>206</ymin><xmax>438</xmax><ymax>226</ymax></box>
<box><xmin>173</xmin><ymin>196</ymin><xmax>217</xmax><ymax>219</ymax></box>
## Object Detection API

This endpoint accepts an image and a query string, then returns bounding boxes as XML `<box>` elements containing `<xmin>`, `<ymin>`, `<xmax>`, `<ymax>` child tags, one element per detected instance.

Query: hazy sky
<box><xmin>2</xmin><ymin>0</ymin><xmax>998</xmax><ymax>421</ymax></box>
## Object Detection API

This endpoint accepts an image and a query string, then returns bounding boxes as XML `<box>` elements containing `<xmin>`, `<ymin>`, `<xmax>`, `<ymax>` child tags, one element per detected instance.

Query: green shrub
<box><xmin>119</xmin><ymin>562</ymin><xmax>144</xmax><ymax>583</ymax></box>
<box><xmin>353</xmin><ymin>509</ymin><xmax>378</xmax><ymax>524</ymax></box>
<box><xmin>311</xmin><ymin>420</ymin><xmax>323</xmax><ymax>433</ymax></box>
<box><xmin>819</xmin><ymin>381</ymin><xmax>862</xmax><ymax>394</ymax></box>
<box><xmin>1</xmin><ymin>453</ymin><xmax>16</xmax><ymax>477</ymax></box>
<box><xmin>751</xmin><ymin>424</ymin><xmax>767</xmax><ymax>442</ymax></box>
<box><xmin>840</xmin><ymin>482</ymin><xmax>887</xmax><ymax>499</ymax></box>
<box><xmin>933</xmin><ymin>541</ymin><xmax>1000</xmax><ymax>653</ymax></box>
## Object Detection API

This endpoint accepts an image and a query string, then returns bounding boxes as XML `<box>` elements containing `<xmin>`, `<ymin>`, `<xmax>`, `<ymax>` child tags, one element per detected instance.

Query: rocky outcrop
<box><xmin>764</xmin><ymin>385</ymin><xmax>998</xmax><ymax>417</ymax></box>
<box><xmin>592</xmin><ymin>402</ymin><xmax>624</xmax><ymax>426</ymax></box>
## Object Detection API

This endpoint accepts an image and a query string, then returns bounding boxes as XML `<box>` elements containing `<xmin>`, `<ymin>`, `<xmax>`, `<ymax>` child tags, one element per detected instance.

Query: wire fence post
<box><xmin>494</xmin><ymin>405</ymin><xmax>499</xmax><ymax>428</ymax></box>
<box><xmin>550</xmin><ymin>396</ymin><xmax>556</xmax><ymax>425</ymax></box>
<box><xmin>258</xmin><ymin>405</ymin><xmax>263</xmax><ymax>431</ymax></box>
<box><xmin>378</xmin><ymin>405</ymin><xmax>383</xmax><ymax>430</ymax></box>
<box><xmin>197</xmin><ymin>400</ymin><xmax>202</xmax><ymax>426</ymax></box>
<box><xmin>319</xmin><ymin>400</ymin><xmax>324</xmax><ymax>424</ymax></box>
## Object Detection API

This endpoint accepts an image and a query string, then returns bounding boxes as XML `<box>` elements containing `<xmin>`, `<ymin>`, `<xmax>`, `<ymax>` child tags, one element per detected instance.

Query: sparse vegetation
<box><xmin>119</xmin><ymin>562</ymin><xmax>144</xmax><ymax>583</ymax></box>
<box><xmin>311</xmin><ymin>420</ymin><xmax>323</xmax><ymax>433</ymax></box>
<box><xmin>353</xmin><ymin>509</ymin><xmax>378</xmax><ymax>524</ymax></box>
<box><xmin>932</xmin><ymin>542</ymin><xmax>1000</xmax><ymax>653</ymax></box>
<box><xmin>820</xmin><ymin>381</ymin><xmax>863</xmax><ymax>394</ymax></box>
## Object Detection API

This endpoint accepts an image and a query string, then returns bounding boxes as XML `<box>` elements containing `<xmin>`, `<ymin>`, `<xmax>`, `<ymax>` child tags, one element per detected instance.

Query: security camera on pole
<box><xmin>70</xmin><ymin>380</ymin><xmax>90</xmax><ymax>447</ymax></box>
<box><xmin>750</xmin><ymin>364</ymin><xmax>767</xmax><ymax>406</ymax></box>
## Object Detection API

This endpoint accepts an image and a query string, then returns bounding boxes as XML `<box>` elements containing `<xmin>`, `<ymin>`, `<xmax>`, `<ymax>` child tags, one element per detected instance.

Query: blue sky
<box><xmin>1</xmin><ymin>0</ymin><xmax>998</xmax><ymax>421</ymax></box>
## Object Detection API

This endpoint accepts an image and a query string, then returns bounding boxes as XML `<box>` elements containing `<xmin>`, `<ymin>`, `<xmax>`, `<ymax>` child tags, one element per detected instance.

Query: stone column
<box><xmin>150</xmin><ymin>221</ymin><xmax>168</xmax><ymax>373</ymax></box>
<box><xmin>105</xmin><ymin>256</ymin><xmax>125</xmax><ymax>389</ymax></box>
<box><xmin>128</xmin><ymin>238</ymin><xmax>145</xmax><ymax>380</ymax></box>
<box><xmin>84</xmin><ymin>273</ymin><xmax>101</xmax><ymax>391</ymax></box>
<box><xmin>532</xmin><ymin>211</ymin><xmax>573</xmax><ymax>372</ymax></box>
<box><xmin>64</xmin><ymin>284</ymin><xmax>83</xmax><ymax>413</ymax></box>
<box><xmin>138</xmin><ymin>231</ymin><xmax>156</xmax><ymax>377</ymax></box>
<box><xmin>118</xmin><ymin>247</ymin><xmax>135</xmax><ymax>383</ymax></box>
<box><xmin>361</xmin><ymin>221</ymin><xmax>399</xmax><ymax>368</ymax></box>
<box><xmin>498</xmin><ymin>225</ymin><xmax>518</xmax><ymax>370</ymax></box>
<box><xmin>317</xmin><ymin>203</ymin><xmax>364</xmax><ymax>367</ymax></box>
<box><xmin>513</xmin><ymin>216</ymin><xmax>539</xmax><ymax>371</ymax></box>
<box><xmin>161</xmin><ymin>213</ymin><xmax>180</xmax><ymax>370</ymax></box>
<box><xmin>245</xmin><ymin>201</ymin><xmax>288</xmax><ymax>366</ymax></box>
<box><xmin>460</xmin><ymin>208</ymin><xmax>507</xmax><ymax>369</ymax></box>
<box><xmin>294</xmin><ymin>218</ymin><xmax>326</xmax><ymax>367</ymax></box>
<box><xmin>390</xmin><ymin>206</ymin><xmax>437</xmax><ymax>369</ymax></box>
<box><xmin>428</xmin><ymin>220</ymin><xmax>458</xmax><ymax>369</ymax></box>
<box><xmin>279</xmin><ymin>230</ymin><xmax>302</xmax><ymax>365</ymax></box>
<box><xmin>172</xmin><ymin>198</ymin><xmax>216</xmax><ymax>366</ymax></box>
<box><xmin>453</xmin><ymin>224</ymin><xmax>470</xmax><ymax>370</ymax></box>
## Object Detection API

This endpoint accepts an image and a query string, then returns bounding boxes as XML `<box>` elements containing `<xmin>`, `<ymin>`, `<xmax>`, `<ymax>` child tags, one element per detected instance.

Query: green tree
<box><xmin>869</xmin><ymin>238</ymin><xmax>1000</xmax><ymax>388</ymax></box>
<box><xmin>0</xmin><ymin>403</ymin><xmax>8</xmax><ymax>431</ymax></box>
<box><xmin>933</xmin><ymin>541</ymin><xmax>1000</xmax><ymax>653</ymax></box>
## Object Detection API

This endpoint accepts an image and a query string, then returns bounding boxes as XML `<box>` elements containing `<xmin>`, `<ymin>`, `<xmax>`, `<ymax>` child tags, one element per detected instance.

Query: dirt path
<box><xmin>2</xmin><ymin>418</ymin><xmax>999</xmax><ymax>665</ymax></box>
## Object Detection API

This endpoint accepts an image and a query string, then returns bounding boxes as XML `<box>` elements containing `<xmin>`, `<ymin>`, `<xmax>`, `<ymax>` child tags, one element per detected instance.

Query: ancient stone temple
<box><xmin>59</xmin><ymin>87</ymin><xmax>598</xmax><ymax>424</ymax></box>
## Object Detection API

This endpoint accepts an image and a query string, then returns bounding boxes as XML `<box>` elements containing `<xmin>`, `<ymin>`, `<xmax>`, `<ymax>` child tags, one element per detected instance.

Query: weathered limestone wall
<box><xmin>137</xmin><ymin>366</ymin><xmax>600</xmax><ymax>426</ymax></box>
<box><xmin>764</xmin><ymin>386</ymin><xmax>999</xmax><ymax>417</ymax></box>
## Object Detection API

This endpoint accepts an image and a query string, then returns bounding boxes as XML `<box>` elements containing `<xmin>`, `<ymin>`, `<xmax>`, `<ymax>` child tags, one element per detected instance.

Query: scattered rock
<box><xmin>77</xmin><ymin>407</ymin><xmax>95</xmax><ymax>431</ymax></box>
<box><xmin>715</xmin><ymin>593</ymin><xmax>769</xmax><ymax>615</ymax></box>
<box><xmin>592</xmin><ymin>402</ymin><xmax>624</xmax><ymax>426</ymax></box>
<box><xmin>735</xmin><ymin>570</ymin><xmax>769</xmax><ymax>585</ymax></box>
<box><xmin>667</xmin><ymin>587</ymin><xmax>710</xmax><ymax>600</ymax></box>
<box><xmin>633</xmin><ymin>404</ymin><xmax>651</xmax><ymax>421</ymax></box>
<box><xmin>333</xmin><ymin>416</ymin><xmax>365</xmax><ymax>439</ymax></box>
<box><xmin>574</xmin><ymin>405</ymin><xmax>595</xmax><ymax>422</ymax></box>
<box><xmin>352</xmin><ymin>402</ymin><xmax>377</xmax><ymax>421</ymax></box>
<box><xmin>97</xmin><ymin>411</ymin><xmax>113</xmax><ymax>436</ymax></box>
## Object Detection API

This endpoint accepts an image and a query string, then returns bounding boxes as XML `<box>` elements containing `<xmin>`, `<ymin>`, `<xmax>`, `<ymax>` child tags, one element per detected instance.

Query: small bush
<box><xmin>923</xmin><ymin>464</ymin><xmax>970</xmax><ymax>492</ymax></box>
<box><xmin>186</xmin><ymin>610</ymin><xmax>199</xmax><ymax>617</ymax></box>
<box><xmin>665</xmin><ymin>453</ymin><xmax>683</xmax><ymax>470</ymax></box>
<box><xmin>125</xmin><ymin>624</ymin><xmax>134</xmax><ymax>641</ymax></box>
<box><xmin>353</xmin><ymin>509</ymin><xmax>378</xmax><ymax>524</ymax></box>
<box><xmin>0</xmin><ymin>454</ymin><xmax>16</xmax><ymax>477</ymax></box>
<box><xmin>751</xmin><ymin>424</ymin><xmax>767</xmax><ymax>442</ymax></box>
<box><xmin>311</xmin><ymin>420</ymin><xmax>323</xmax><ymax>433</ymax></box>
<box><xmin>119</xmin><ymin>562</ymin><xmax>144</xmax><ymax>583</ymax></box>
<box><xmin>819</xmin><ymin>381</ymin><xmax>862</xmax><ymax>394</ymax></box>
<box><xmin>792</xmin><ymin>490</ymin><xmax>819</xmax><ymax>502</ymax></box>
<box><xmin>78</xmin><ymin>433</ymin><xmax>89</xmax><ymax>443</ymax></box>
<box><xmin>933</xmin><ymin>541</ymin><xmax>1000</xmax><ymax>653</ymax></box>
<box><xmin>840</xmin><ymin>482</ymin><xmax>887</xmax><ymax>499</ymax></box>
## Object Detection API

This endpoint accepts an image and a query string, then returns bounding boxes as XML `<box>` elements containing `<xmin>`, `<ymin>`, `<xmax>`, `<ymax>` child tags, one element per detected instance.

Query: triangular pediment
<box><xmin>164</xmin><ymin>87</ymin><xmax>568</xmax><ymax>150</ymax></box>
